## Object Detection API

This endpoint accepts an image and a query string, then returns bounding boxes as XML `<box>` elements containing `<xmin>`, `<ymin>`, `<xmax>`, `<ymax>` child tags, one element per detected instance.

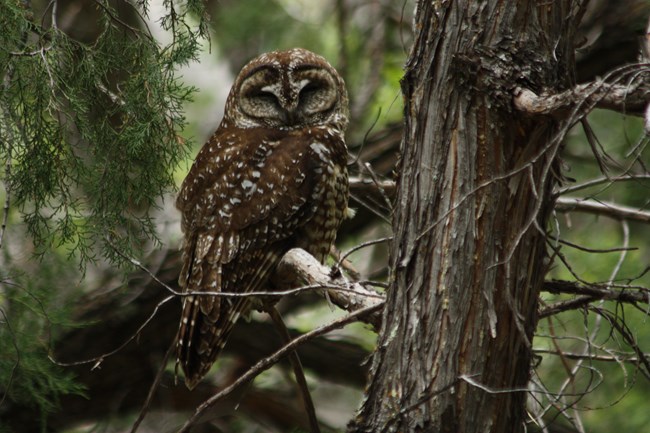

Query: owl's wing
<box><xmin>176</xmin><ymin>126</ymin><xmax>341</xmax><ymax>388</ymax></box>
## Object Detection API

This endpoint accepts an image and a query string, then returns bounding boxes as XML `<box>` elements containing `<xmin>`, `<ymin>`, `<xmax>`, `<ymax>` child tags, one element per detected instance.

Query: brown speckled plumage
<box><xmin>176</xmin><ymin>48</ymin><xmax>349</xmax><ymax>389</ymax></box>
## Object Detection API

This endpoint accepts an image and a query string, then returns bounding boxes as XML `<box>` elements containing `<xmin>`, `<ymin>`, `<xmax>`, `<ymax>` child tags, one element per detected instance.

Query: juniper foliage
<box><xmin>0</xmin><ymin>0</ymin><xmax>208</xmax><ymax>267</ymax></box>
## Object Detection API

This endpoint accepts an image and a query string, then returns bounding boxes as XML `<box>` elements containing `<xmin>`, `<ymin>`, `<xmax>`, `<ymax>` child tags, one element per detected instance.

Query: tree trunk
<box><xmin>349</xmin><ymin>1</ymin><xmax>586</xmax><ymax>432</ymax></box>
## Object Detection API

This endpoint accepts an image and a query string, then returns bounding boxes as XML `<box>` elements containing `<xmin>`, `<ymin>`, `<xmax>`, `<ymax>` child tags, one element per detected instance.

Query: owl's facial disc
<box><xmin>237</xmin><ymin>64</ymin><xmax>340</xmax><ymax>128</ymax></box>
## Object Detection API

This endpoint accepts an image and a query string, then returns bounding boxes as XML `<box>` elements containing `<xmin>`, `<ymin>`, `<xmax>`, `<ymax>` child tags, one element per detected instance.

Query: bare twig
<box><xmin>542</xmin><ymin>280</ymin><xmax>649</xmax><ymax>306</ymax></box>
<box><xmin>338</xmin><ymin>236</ymin><xmax>392</xmax><ymax>267</ymax></box>
<box><xmin>549</xmin><ymin>236</ymin><xmax>638</xmax><ymax>254</ymax></box>
<box><xmin>557</xmin><ymin>174</ymin><xmax>650</xmax><ymax>195</ymax></box>
<box><xmin>130</xmin><ymin>340</ymin><xmax>177</xmax><ymax>433</ymax></box>
<box><xmin>267</xmin><ymin>306</ymin><xmax>321</xmax><ymax>433</ymax></box>
<box><xmin>49</xmin><ymin>295</ymin><xmax>175</xmax><ymax>367</ymax></box>
<box><xmin>555</xmin><ymin>197</ymin><xmax>650</xmax><ymax>222</ymax></box>
<box><xmin>539</xmin><ymin>295</ymin><xmax>598</xmax><ymax>318</ymax></box>
<box><xmin>329</xmin><ymin>245</ymin><xmax>361</xmax><ymax>281</ymax></box>
<box><xmin>349</xmin><ymin>176</ymin><xmax>396</xmax><ymax>199</ymax></box>
<box><xmin>534</xmin><ymin>349</ymin><xmax>648</xmax><ymax>364</ymax></box>
<box><xmin>361</xmin><ymin>163</ymin><xmax>393</xmax><ymax>211</ymax></box>
<box><xmin>51</xmin><ymin>0</ymin><xmax>58</xmax><ymax>29</ymax></box>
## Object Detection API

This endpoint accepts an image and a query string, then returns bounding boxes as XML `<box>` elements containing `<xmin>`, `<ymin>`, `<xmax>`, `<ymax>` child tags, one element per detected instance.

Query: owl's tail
<box><xmin>176</xmin><ymin>291</ymin><xmax>246</xmax><ymax>390</ymax></box>
<box><xmin>175</xmin><ymin>238</ymin><xmax>286</xmax><ymax>389</ymax></box>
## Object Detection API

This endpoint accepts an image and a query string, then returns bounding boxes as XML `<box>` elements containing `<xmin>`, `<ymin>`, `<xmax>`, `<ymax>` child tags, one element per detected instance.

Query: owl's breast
<box><xmin>294</xmin><ymin>134</ymin><xmax>349</xmax><ymax>263</ymax></box>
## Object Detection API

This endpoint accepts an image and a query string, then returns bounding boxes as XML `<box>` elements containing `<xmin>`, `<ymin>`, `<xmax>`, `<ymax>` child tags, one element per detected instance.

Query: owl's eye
<box><xmin>251</xmin><ymin>90</ymin><xmax>279</xmax><ymax>106</ymax></box>
<box><xmin>299</xmin><ymin>82</ymin><xmax>328</xmax><ymax>106</ymax></box>
<box><xmin>300</xmin><ymin>82</ymin><xmax>321</xmax><ymax>97</ymax></box>
<box><xmin>299</xmin><ymin>79</ymin><xmax>335</xmax><ymax>115</ymax></box>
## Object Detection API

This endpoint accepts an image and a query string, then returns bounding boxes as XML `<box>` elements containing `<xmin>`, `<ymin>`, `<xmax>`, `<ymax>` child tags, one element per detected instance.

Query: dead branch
<box><xmin>534</xmin><ymin>349</ymin><xmax>647</xmax><ymax>364</ymax></box>
<box><xmin>540</xmin><ymin>279</ymin><xmax>650</xmax><ymax>318</ymax></box>
<box><xmin>267</xmin><ymin>306</ymin><xmax>321</xmax><ymax>433</ymax></box>
<box><xmin>544</xmin><ymin>279</ymin><xmax>649</xmax><ymax>302</ymax></box>
<box><xmin>514</xmin><ymin>73</ymin><xmax>650</xmax><ymax>117</ymax></box>
<box><xmin>352</xmin><ymin>178</ymin><xmax>650</xmax><ymax>225</ymax></box>
<box><xmin>273</xmin><ymin>248</ymin><xmax>384</xmax><ymax>329</ymax></box>
<box><xmin>349</xmin><ymin>176</ymin><xmax>396</xmax><ymax>200</ymax></box>
<box><xmin>555</xmin><ymin>197</ymin><xmax>650</xmax><ymax>222</ymax></box>
<box><xmin>557</xmin><ymin>174</ymin><xmax>650</xmax><ymax>195</ymax></box>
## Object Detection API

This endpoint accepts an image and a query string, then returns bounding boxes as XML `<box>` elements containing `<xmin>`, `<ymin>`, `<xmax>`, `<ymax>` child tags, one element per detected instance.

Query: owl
<box><xmin>175</xmin><ymin>48</ymin><xmax>350</xmax><ymax>389</ymax></box>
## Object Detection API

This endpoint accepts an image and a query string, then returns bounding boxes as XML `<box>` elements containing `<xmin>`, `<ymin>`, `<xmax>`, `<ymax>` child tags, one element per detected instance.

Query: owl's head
<box><xmin>223</xmin><ymin>48</ymin><xmax>349</xmax><ymax>132</ymax></box>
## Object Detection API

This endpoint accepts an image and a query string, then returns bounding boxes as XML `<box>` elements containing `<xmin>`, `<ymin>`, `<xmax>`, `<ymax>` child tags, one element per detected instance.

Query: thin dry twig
<box><xmin>550</xmin><ymin>236</ymin><xmax>638</xmax><ymax>254</ymax></box>
<box><xmin>130</xmin><ymin>340</ymin><xmax>177</xmax><ymax>433</ymax></box>
<box><xmin>555</xmin><ymin>197</ymin><xmax>650</xmax><ymax>222</ymax></box>
<box><xmin>267</xmin><ymin>306</ymin><xmax>321</xmax><ymax>433</ymax></box>
<box><xmin>49</xmin><ymin>295</ymin><xmax>175</xmax><ymax>368</ymax></box>
<box><xmin>534</xmin><ymin>349</ymin><xmax>648</xmax><ymax>364</ymax></box>
<box><xmin>557</xmin><ymin>174</ymin><xmax>650</xmax><ymax>196</ymax></box>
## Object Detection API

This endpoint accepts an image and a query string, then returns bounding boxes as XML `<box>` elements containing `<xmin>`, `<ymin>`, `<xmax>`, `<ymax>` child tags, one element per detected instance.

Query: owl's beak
<box><xmin>283</xmin><ymin>108</ymin><xmax>301</xmax><ymax>126</ymax></box>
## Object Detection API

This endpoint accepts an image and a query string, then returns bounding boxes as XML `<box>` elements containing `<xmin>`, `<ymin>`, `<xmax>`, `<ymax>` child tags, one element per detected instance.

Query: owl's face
<box><xmin>223</xmin><ymin>48</ymin><xmax>349</xmax><ymax>131</ymax></box>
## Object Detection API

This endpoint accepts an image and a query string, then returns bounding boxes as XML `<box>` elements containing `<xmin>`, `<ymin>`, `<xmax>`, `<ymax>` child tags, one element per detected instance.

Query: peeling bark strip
<box><xmin>349</xmin><ymin>2</ymin><xmax>586</xmax><ymax>432</ymax></box>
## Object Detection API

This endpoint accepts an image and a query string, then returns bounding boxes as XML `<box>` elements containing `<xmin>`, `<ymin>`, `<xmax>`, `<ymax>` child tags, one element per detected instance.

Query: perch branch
<box><xmin>273</xmin><ymin>248</ymin><xmax>384</xmax><ymax>329</ymax></box>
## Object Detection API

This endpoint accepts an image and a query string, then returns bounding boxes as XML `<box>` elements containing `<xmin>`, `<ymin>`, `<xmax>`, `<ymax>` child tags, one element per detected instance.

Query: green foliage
<box><xmin>0</xmin><ymin>0</ymin><xmax>208</xmax><ymax>268</ymax></box>
<box><xmin>0</xmin><ymin>259</ymin><xmax>86</xmax><ymax>430</ymax></box>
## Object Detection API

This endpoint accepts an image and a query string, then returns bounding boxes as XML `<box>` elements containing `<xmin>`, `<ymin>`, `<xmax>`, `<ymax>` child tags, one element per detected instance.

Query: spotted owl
<box><xmin>175</xmin><ymin>48</ymin><xmax>350</xmax><ymax>389</ymax></box>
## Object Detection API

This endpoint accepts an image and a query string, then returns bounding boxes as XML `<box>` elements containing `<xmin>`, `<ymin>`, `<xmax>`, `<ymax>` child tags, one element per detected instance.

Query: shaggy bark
<box><xmin>349</xmin><ymin>1</ymin><xmax>586</xmax><ymax>432</ymax></box>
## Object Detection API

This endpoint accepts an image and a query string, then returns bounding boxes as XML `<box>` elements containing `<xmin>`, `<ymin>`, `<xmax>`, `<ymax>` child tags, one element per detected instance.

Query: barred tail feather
<box><xmin>176</xmin><ymin>239</ymin><xmax>286</xmax><ymax>390</ymax></box>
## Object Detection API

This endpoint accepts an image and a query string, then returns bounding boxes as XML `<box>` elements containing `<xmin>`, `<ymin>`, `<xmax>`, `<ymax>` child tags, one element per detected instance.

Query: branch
<box><xmin>514</xmin><ymin>73</ymin><xmax>650</xmax><ymax>117</ymax></box>
<box><xmin>540</xmin><ymin>279</ymin><xmax>650</xmax><ymax>318</ymax></box>
<box><xmin>353</xmin><ymin>178</ymin><xmax>650</xmax><ymax>225</ymax></box>
<box><xmin>557</xmin><ymin>174</ymin><xmax>650</xmax><ymax>195</ymax></box>
<box><xmin>555</xmin><ymin>197</ymin><xmax>650</xmax><ymax>223</ymax></box>
<box><xmin>533</xmin><ymin>349</ymin><xmax>647</xmax><ymax>364</ymax></box>
<box><xmin>349</xmin><ymin>176</ymin><xmax>396</xmax><ymax>199</ymax></box>
<box><xmin>273</xmin><ymin>248</ymin><xmax>384</xmax><ymax>329</ymax></box>
<box><xmin>267</xmin><ymin>306</ymin><xmax>321</xmax><ymax>433</ymax></box>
